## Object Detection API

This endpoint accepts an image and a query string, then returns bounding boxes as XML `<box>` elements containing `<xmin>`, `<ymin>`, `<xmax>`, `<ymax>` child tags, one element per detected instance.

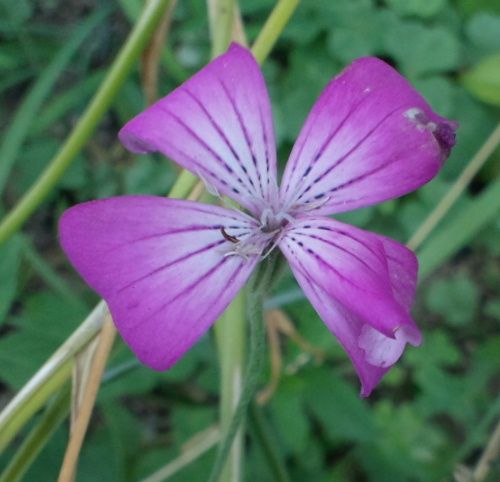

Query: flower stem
<box><xmin>0</xmin><ymin>0</ymin><xmax>175</xmax><ymax>245</ymax></box>
<box><xmin>214</xmin><ymin>291</ymin><xmax>246</xmax><ymax>482</ymax></box>
<box><xmin>208</xmin><ymin>0</ymin><xmax>235</xmax><ymax>58</ymax></box>
<box><xmin>208</xmin><ymin>256</ymin><xmax>277</xmax><ymax>482</ymax></box>
<box><xmin>168</xmin><ymin>169</ymin><xmax>199</xmax><ymax>199</ymax></box>
<box><xmin>251</xmin><ymin>0</ymin><xmax>300</xmax><ymax>64</ymax></box>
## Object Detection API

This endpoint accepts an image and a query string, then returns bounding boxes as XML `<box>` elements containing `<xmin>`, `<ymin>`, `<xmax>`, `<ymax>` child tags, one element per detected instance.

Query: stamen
<box><xmin>219</xmin><ymin>206</ymin><xmax>295</xmax><ymax>261</ymax></box>
<box><xmin>220</xmin><ymin>227</ymin><xmax>239</xmax><ymax>243</ymax></box>
<box><xmin>260</xmin><ymin>230</ymin><xmax>285</xmax><ymax>261</ymax></box>
<box><xmin>260</xmin><ymin>208</ymin><xmax>272</xmax><ymax>227</ymax></box>
<box><xmin>290</xmin><ymin>195</ymin><xmax>330</xmax><ymax>212</ymax></box>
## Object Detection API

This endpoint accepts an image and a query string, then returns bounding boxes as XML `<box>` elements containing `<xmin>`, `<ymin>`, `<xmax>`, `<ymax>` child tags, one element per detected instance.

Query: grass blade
<box><xmin>0</xmin><ymin>8</ymin><xmax>111</xmax><ymax>194</ymax></box>
<box><xmin>418</xmin><ymin>179</ymin><xmax>500</xmax><ymax>280</ymax></box>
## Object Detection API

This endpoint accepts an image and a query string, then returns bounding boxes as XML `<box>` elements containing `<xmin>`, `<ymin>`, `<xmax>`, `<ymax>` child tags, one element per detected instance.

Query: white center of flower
<box><xmin>223</xmin><ymin>207</ymin><xmax>294</xmax><ymax>260</ymax></box>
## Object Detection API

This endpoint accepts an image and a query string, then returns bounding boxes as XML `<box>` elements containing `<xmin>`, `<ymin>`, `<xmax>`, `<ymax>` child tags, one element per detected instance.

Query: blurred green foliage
<box><xmin>0</xmin><ymin>0</ymin><xmax>500</xmax><ymax>481</ymax></box>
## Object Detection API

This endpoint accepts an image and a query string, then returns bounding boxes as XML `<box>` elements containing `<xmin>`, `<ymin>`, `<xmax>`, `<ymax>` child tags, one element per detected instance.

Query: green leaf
<box><xmin>335</xmin><ymin>205</ymin><xmax>375</xmax><ymax>228</ymax></box>
<box><xmin>170</xmin><ymin>405</ymin><xmax>216</xmax><ymax>442</ymax></box>
<box><xmin>286</xmin><ymin>297</ymin><xmax>339</xmax><ymax>356</ymax></box>
<box><xmin>383</xmin><ymin>21</ymin><xmax>461</xmax><ymax>76</ymax></box>
<box><xmin>383</xmin><ymin>0</ymin><xmax>447</xmax><ymax>18</ymax></box>
<box><xmin>413</xmin><ymin>76</ymin><xmax>456</xmax><ymax>117</ymax></box>
<box><xmin>77</xmin><ymin>425</ymin><xmax>123</xmax><ymax>482</ymax></box>
<box><xmin>405</xmin><ymin>330</ymin><xmax>461</xmax><ymax>368</ymax></box>
<box><xmin>0</xmin><ymin>0</ymin><xmax>32</xmax><ymax>26</ymax></box>
<box><xmin>360</xmin><ymin>402</ymin><xmax>445</xmax><ymax>482</ymax></box>
<box><xmin>100</xmin><ymin>402</ymin><xmax>142</xmax><ymax>481</ymax></box>
<box><xmin>414</xmin><ymin>366</ymin><xmax>475</xmax><ymax>422</ymax></box>
<box><xmin>304</xmin><ymin>370</ymin><xmax>377</xmax><ymax>442</ymax></box>
<box><xmin>462</xmin><ymin>53</ymin><xmax>500</xmax><ymax>106</ymax></box>
<box><xmin>123</xmin><ymin>155</ymin><xmax>177</xmax><ymax>195</ymax></box>
<box><xmin>456</xmin><ymin>0</ymin><xmax>500</xmax><ymax>17</ymax></box>
<box><xmin>326</xmin><ymin>7</ymin><xmax>389</xmax><ymax>63</ymax></box>
<box><xmin>485</xmin><ymin>299</ymin><xmax>500</xmax><ymax>321</ymax></box>
<box><xmin>270</xmin><ymin>377</ymin><xmax>310</xmax><ymax>454</ymax></box>
<box><xmin>0</xmin><ymin>236</ymin><xmax>21</xmax><ymax>324</ymax></box>
<box><xmin>0</xmin><ymin>292</ymin><xmax>85</xmax><ymax>388</ymax></box>
<box><xmin>278</xmin><ymin>45</ymin><xmax>336</xmax><ymax>141</ymax></box>
<box><xmin>30</xmin><ymin>70</ymin><xmax>105</xmax><ymax>137</ymax></box>
<box><xmin>100</xmin><ymin>361</ymin><xmax>159</xmax><ymax>401</ymax></box>
<box><xmin>466</xmin><ymin>13</ymin><xmax>500</xmax><ymax>51</ymax></box>
<box><xmin>425</xmin><ymin>273</ymin><xmax>479</xmax><ymax>326</ymax></box>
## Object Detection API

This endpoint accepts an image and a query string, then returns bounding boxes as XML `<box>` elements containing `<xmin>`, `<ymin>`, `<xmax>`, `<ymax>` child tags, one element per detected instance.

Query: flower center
<box><xmin>222</xmin><ymin>207</ymin><xmax>293</xmax><ymax>260</ymax></box>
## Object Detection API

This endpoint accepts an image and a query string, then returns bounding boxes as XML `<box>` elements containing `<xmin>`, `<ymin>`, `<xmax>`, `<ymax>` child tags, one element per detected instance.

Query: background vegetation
<box><xmin>0</xmin><ymin>0</ymin><xmax>500</xmax><ymax>481</ymax></box>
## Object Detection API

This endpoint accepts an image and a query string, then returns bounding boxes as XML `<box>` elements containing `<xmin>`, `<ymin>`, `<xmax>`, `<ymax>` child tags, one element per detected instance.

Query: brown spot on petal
<box><xmin>405</xmin><ymin>107</ymin><xmax>458</xmax><ymax>160</ymax></box>
<box><xmin>433</xmin><ymin>121</ymin><xmax>458</xmax><ymax>159</ymax></box>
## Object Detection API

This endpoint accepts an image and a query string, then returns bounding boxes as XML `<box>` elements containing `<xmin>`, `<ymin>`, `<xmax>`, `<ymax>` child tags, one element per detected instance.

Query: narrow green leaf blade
<box><xmin>418</xmin><ymin>179</ymin><xmax>500</xmax><ymax>279</ymax></box>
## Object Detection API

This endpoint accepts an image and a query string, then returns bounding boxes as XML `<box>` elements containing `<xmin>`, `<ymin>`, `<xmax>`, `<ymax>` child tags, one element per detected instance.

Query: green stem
<box><xmin>214</xmin><ymin>291</ymin><xmax>246</xmax><ymax>482</ymax></box>
<box><xmin>208</xmin><ymin>257</ymin><xmax>277</xmax><ymax>482</ymax></box>
<box><xmin>0</xmin><ymin>302</ymin><xmax>106</xmax><ymax>451</ymax></box>
<box><xmin>168</xmin><ymin>170</ymin><xmax>199</xmax><ymax>199</ymax></box>
<box><xmin>0</xmin><ymin>385</ymin><xmax>71</xmax><ymax>482</ymax></box>
<box><xmin>209</xmin><ymin>1</ymin><xmax>242</xmax><ymax>480</ymax></box>
<box><xmin>251</xmin><ymin>0</ymin><xmax>300</xmax><ymax>64</ymax></box>
<box><xmin>0</xmin><ymin>360</ymin><xmax>72</xmax><ymax>453</ymax></box>
<box><xmin>0</xmin><ymin>0</ymin><xmax>175</xmax><ymax>245</ymax></box>
<box><xmin>208</xmin><ymin>0</ymin><xmax>235</xmax><ymax>58</ymax></box>
<box><xmin>249</xmin><ymin>403</ymin><xmax>290</xmax><ymax>482</ymax></box>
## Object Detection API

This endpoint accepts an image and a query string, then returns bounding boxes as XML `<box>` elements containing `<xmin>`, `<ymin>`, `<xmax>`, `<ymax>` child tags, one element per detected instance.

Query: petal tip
<box><xmin>118</xmin><ymin>123</ymin><xmax>155</xmax><ymax>154</ymax></box>
<box><xmin>403</xmin><ymin>107</ymin><xmax>458</xmax><ymax>162</ymax></box>
<box><xmin>360</xmin><ymin>384</ymin><xmax>374</xmax><ymax>398</ymax></box>
<box><xmin>434</xmin><ymin>119</ymin><xmax>459</xmax><ymax>160</ymax></box>
<box><xmin>227</xmin><ymin>42</ymin><xmax>250</xmax><ymax>55</ymax></box>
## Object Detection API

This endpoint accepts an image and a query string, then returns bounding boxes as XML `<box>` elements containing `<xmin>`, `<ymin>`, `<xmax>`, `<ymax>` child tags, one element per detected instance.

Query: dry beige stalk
<box><xmin>57</xmin><ymin>314</ymin><xmax>116</xmax><ymax>482</ymax></box>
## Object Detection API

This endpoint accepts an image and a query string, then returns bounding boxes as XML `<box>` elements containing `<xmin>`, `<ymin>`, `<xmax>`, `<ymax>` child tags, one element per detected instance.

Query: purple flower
<box><xmin>59</xmin><ymin>44</ymin><xmax>456</xmax><ymax>396</ymax></box>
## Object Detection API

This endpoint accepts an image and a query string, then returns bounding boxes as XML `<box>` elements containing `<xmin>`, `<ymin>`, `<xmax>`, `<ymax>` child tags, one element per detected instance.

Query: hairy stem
<box><xmin>208</xmin><ymin>256</ymin><xmax>277</xmax><ymax>482</ymax></box>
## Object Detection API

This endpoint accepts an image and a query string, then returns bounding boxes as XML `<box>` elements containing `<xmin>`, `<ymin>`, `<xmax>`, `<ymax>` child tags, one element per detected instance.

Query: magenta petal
<box><xmin>280</xmin><ymin>57</ymin><xmax>457</xmax><ymax>215</ymax></box>
<box><xmin>379</xmin><ymin>235</ymin><xmax>419</xmax><ymax>312</ymax></box>
<box><xmin>59</xmin><ymin>196</ymin><xmax>258</xmax><ymax>370</ymax></box>
<box><xmin>119</xmin><ymin>44</ymin><xmax>278</xmax><ymax>215</ymax></box>
<box><xmin>279</xmin><ymin>217</ymin><xmax>420</xmax><ymax>395</ymax></box>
